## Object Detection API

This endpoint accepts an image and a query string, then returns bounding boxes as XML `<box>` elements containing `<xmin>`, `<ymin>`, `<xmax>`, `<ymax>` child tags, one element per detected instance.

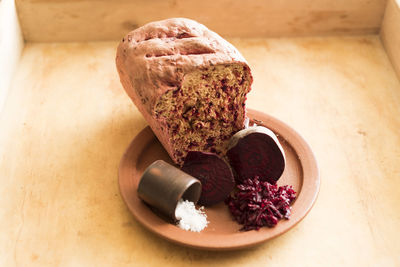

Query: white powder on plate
<box><xmin>175</xmin><ymin>199</ymin><xmax>208</xmax><ymax>232</ymax></box>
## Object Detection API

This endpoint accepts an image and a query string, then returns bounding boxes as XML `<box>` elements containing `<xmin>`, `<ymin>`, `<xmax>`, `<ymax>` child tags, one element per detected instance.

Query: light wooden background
<box><xmin>1</xmin><ymin>35</ymin><xmax>400</xmax><ymax>266</ymax></box>
<box><xmin>381</xmin><ymin>0</ymin><xmax>400</xmax><ymax>77</ymax></box>
<box><xmin>12</xmin><ymin>0</ymin><xmax>400</xmax><ymax>81</ymax></box>
<box><xmin>1</xmin><ymin>0</ymin><xmax>400</xmax><ymax>266</ymax></box>
<box><xmin>0</xmin><ymin>0</ymin><xmax>24</xmax><ymax>113</ymax></box>
<box><xmin>16</xmin><ymin>0</ymin><xmax>387</xmax><ymax>42</ymax></box>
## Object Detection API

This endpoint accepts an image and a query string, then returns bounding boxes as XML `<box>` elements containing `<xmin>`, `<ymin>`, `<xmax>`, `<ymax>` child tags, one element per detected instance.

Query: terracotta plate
<box><xmin>118</xmin><ymin>109</ymin><xmax>320</xmax><ymax>250</ymax></box>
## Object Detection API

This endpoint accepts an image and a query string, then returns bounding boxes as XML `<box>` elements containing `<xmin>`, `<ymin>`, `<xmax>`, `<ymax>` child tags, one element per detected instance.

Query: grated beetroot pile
<box><xmin>225</xmin><ymin>176</ymin><xmax>296</xmax><ymax>231</ymax></box>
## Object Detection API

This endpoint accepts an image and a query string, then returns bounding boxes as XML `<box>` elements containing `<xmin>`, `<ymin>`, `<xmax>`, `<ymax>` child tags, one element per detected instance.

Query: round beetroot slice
<box><xmin>181</xmin><ymin>151</ymin><xmax>235</xmax><ymax>206</ymax></box>
<box><xmin>226</xmin><ymin>126</ymin><xmax>286</xmax><ymax>184</ymax></box>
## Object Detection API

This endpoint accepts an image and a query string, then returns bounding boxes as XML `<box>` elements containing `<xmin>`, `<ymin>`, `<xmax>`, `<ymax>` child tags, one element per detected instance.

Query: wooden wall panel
<box><xmin>0</xmin><ymin>0</ymin><xmax>24</xmax><ymax>112</ymax></box>
<box><xmin>380</xmin><ymin>0</ymin><xmax>400</xmax><ymax>79</ymax></box>
<box><xmin>16</xmin><ymin>0</ymin><xmax>387</xmax><ymax>42</ymax></box>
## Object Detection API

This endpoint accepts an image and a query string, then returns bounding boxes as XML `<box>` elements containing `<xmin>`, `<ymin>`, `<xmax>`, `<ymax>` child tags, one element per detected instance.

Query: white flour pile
<box><xmin>175</xmin><ymin>199</ymin><xmax>208</xmax><ymax>232</ymax></box>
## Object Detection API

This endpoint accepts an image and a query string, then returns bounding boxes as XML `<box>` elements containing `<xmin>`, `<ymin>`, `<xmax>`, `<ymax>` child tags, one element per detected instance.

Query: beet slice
<box><xmin>226</xmin><ymin>126</ymin><xmax>286</xmax><ymax>184</ymax></box>
<box><xmin>181</xmin><ymin>151</ymin><xmax>235</xmax><ymax>206</ymax></box>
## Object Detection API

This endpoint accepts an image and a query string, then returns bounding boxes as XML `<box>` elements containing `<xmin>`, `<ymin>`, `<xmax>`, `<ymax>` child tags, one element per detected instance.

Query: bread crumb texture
<box><xmin>155</xmin><ymin>65</ymin><xmax>251</xmax><ymax>164</ymax></box>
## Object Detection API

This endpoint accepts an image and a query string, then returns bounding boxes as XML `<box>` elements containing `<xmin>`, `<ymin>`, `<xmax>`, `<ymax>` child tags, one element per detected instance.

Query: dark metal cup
<box><xmin>137</xmin><ymin>160</ymin><xmax>202</xmax><ymax>220</ymax></box>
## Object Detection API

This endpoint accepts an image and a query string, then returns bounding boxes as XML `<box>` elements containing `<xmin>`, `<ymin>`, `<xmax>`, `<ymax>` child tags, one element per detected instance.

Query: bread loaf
<box><xmin>116</xmin><ymin>18</ymin><xmax>253</xmax><ymax>165</ymax></box>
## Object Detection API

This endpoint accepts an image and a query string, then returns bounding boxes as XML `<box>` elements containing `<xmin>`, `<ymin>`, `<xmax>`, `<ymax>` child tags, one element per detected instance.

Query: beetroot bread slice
<box><xmin>116</xmin><ymin>18</ymin><xmax>253</xmax><ymax>165</ymax></box>
<box><xmin>226</xmin><ymin>126</ymin><xmax>286</xmax><ymax>184</ymax></box>
<box><xmin>181</xmin><ymin>151</ymin><xmax>235</xmax><ymax>206</ymax></box>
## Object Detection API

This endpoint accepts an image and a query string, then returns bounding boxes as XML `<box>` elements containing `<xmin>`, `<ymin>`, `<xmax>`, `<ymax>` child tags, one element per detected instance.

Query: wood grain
<box><xmin>1</xmin><ymin>36</ymin><xmax>400</xmax><ymax>265</ymax></box>
<box><xmin>380</xmin><ymin>0</ymin><xmax>400</xmax><ymax>79</ymax></box>
<box><xmin>15</xmin><ymin>0</ymin><xmax>387</xmax><ymax>42</ymax></box>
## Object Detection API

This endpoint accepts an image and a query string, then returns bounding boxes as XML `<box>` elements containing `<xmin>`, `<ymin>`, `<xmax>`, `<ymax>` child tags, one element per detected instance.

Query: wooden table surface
<box><xmin>1</xmin><ymin>35</ymin><xmax>399</xmax><ymax>266</ymax></box>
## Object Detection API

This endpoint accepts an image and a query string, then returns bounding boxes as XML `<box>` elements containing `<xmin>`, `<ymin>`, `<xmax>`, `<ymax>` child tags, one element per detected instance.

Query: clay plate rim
<box><xmin>118</xmin><ymin>109</ymin><xmax>320</xmax><ymax>250</ymax></box>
